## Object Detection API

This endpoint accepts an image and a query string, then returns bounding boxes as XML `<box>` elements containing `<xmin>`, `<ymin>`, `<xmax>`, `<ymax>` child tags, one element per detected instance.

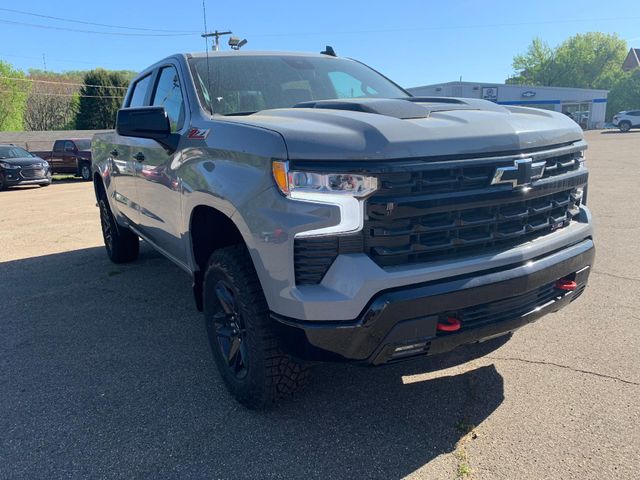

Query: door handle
<box><xmin>110</xmin><ymin>149</ymin><xmax>119</xmax><ymax>157</ymax></box>
<box><xmin>133</xmin><ymin>152</ymin><xmax>145</xmax><ymax>162</ymax></box>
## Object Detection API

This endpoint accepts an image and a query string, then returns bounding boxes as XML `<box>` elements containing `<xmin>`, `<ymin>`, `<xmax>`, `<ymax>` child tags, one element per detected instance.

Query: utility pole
<box><xmin>42</xmin><ymin>53</ymin><xmax>47</xmax><ymax>71</ymax></box>
<box><xmin>201</xmin><ymin>30</ymin><xmax>233</xmax><ymax>51</ymax></box>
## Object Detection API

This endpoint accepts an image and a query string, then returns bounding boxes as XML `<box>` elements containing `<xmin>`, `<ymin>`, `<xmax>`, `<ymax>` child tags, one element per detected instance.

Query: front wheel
<box><xmin>0</xmin><ymin>173</ymin><xmax>6</xmax><ymax>191</ymax></box>
<box><xmin>619</xmin><ymin>121</ymin><xmax>632</xmax><ymax>132</ymax></box>
<box><xmin>98</xmin><ymin>190</ymin><xmax>139</xmax><ymax>263</ymax></box>
<box><xmin>203</xmin><ymin>245</ymin><xmax>308</xmax><ymax>409</ymax></box>
<box><xmin>80</xmin><ymin>163</ymin><xmax>92</xmax><ymax>181</ymax></box>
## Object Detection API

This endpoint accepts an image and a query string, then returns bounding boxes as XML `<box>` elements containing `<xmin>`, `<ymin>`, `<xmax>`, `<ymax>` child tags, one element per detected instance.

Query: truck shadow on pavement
<box><xmin>1</xmin><ymin>245</ymin><xmax>505</xmax><ymax>479</ymax></box>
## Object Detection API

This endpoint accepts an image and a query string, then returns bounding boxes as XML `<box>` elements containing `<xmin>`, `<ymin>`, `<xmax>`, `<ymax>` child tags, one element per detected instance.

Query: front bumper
<box><xmin>273</xmin><ymin>238</ymin><xmax>594</xmax><ymax>365</ymax></box>
<box><xmin>3</xmin><ymin>168</ymin><xmax>51</xmax><ymax>186</ymax></box>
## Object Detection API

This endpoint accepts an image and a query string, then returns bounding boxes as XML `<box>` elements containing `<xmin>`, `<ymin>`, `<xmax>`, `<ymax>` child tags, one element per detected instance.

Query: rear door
<box><xmin>133</xmin><ymin>63</ymin><xmax>188</xmax><ymax>263</ymax></box>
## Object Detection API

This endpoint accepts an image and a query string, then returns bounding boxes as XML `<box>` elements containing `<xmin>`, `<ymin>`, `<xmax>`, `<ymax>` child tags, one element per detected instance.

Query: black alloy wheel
<box><xmin>212</xmin><ymin>280</ymin><xmax>249</xmax><ymax>379</ymax></box>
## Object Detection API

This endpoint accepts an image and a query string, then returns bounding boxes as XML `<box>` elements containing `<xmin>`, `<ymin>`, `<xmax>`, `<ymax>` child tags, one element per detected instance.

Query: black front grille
<box><xmin>439</xmin><ymin>282</ymin><xmax>585</xmax><ymax>333</ymax></box>
<box><xmin>365</xmin><ymin>187</ymin><xmax>583</xmax><ymax>267</ymax></box>
<box><xmin>375</xmin><ymin>150</ymin><xmax>583</xmax><ymax>197</ymax></box>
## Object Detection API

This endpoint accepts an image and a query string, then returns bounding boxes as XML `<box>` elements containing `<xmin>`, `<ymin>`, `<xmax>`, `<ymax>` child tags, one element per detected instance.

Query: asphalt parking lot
<box><xmin>1</xmin><ymin>130</ymin><xmax>639</xmax><ymax>479</ymax></box>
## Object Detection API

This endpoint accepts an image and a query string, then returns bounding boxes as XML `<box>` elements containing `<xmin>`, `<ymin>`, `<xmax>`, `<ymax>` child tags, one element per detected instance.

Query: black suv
<box><xmin>0</xmin><ymin>144</ymin><xmax>51</xmax><ymax>191</ymax></box>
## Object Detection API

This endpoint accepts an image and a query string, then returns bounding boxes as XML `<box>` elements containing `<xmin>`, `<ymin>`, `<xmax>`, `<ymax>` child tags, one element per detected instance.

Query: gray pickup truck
<box><xmin>92</xmin><ymin>50</ymin><xmax>594</xmax><ymax>408</ymax></box>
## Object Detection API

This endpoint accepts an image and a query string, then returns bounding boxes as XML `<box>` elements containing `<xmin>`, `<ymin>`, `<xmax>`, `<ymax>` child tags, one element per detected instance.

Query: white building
<box><xmin>408</xmin><ymin>82</ymin><xmax>608</xmax><ymax>129</ymax></box>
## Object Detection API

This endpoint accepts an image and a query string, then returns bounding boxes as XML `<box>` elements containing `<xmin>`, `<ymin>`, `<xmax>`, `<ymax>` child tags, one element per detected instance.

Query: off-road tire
<box><xmin>98</xmin><ymin>189</ymin><xmax>139</xmax><ymax>263</ymax></box>
<box><xmin>0</xmin><ymin>173</ymin><xmax>6</xmax><ymax>191</ymax></box>
<box><xmin>80</xmin><ymin>162</ymin><xmax>92</xmax><ymax>181</ymax></box>
<box><xmin>203</xmin><ymin>245</ymin><xmax>309</xmax><ymax>409</ymax></box>
<box><xmin>619</xmin><ymin>121</ymin><xmax>632</xmax><ymax>133</ymax></box>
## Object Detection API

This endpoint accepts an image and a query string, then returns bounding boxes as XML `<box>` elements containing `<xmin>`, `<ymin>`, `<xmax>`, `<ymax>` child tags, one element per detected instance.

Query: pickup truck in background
<box><xmin>92</xmin><ymin>50</ymin><xmax>594</xmax><ymax>409</ymax></box>
<box><xmin>32</xmin><ymin>138</ymin><xmax>92</xmax><ymax>180</ymax></box>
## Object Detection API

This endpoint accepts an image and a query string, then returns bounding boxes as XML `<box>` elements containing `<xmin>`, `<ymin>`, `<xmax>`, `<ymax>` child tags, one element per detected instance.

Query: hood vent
<box><xmin>293</xmin><ymin>97</ymin><xmax>494</xmax><ymax>119</ymax></box>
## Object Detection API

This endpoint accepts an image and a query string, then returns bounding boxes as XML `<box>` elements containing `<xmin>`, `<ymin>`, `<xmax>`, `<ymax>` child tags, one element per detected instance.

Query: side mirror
<box><xmin>116</xmin><ymin>107</ymin><xmax>179</xmax><ymax>153</ymax></box>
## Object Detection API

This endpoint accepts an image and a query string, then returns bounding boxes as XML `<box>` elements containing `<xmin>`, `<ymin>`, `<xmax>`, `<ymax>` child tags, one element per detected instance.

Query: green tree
<box><xmin>75</xmin><ymin>69</ymin><xmax>129</xmax><ymax>129</ymax></box>
<box><xmin>606</xmin><ymin>70</ymin><xmax>640</xmax><ymax>119</ymax></box>
<box><xmin>0</xmin><ymin>60</ymin><xmax>29</xmax><ymax>131</ymax></box>
<box><xmin>507</xmin><ymin>32</ymin><xmax>627</xmax><ymax>89</ymax></box>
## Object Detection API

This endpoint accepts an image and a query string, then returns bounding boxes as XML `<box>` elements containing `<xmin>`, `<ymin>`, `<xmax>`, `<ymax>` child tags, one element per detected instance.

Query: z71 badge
<box><xmin>187</xmin><ymin>128</ymin><xmax>210</xmax><ymax>140</ymax></box>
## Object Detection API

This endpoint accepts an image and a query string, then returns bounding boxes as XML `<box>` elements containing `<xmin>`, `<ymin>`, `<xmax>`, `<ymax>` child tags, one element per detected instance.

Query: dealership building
<box><xmin>407</xmin><ymin>82</ymin><xmax>608</xmax><ymax>129</ymax></box>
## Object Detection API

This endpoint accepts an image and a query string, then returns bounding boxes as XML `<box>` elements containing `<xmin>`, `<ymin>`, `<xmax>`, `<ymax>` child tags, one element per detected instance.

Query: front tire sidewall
<box><xmin>203</xmin><ymin>261</ymin><xmax>265</xmax><ymax>403</ymax></box>
<box><xmin>80</xmin><ymin>163</ymin><xmax>92</xmax><ymax>181</ymax></box>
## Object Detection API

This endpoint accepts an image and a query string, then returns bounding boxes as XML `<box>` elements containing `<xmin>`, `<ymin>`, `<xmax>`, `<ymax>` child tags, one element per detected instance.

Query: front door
<box><xmin>133</xmin><ymin>64</ymin><xmax>187</xmax><ymax>263</ymax></box>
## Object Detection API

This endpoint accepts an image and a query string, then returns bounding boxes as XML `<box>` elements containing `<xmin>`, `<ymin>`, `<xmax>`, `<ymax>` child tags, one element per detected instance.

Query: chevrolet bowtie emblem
<box><xmin>491</xmin><ymin>158</ymin><xmax>546</xmax><ymax>187</ymax></box>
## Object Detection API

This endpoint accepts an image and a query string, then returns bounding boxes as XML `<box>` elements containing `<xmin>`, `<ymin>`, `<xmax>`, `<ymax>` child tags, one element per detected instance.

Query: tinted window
<box><xmin>53</xmin><ymin>140</ymin><xmax>64</xmax><ymax>152</ymax></box>
<box><xmin>64</xmin><ymin>141</ymin><xmax>75</xmax><ymax>152</ymax></box>
<box><xmin>189</xmin><ymin>55</ymin><xmax>408</xmax><ymax>115</ymax></box>
<box><xmin>152</xmin><ymin>66</ymin><xmax>185</xmax><ymax>132</ymax></box>
<box><xmin>128</xmin><ymin>74</ymin><xmax>152</xmax><ymax>107</ymax></box>
<box><xmin>629</xmin><ymin>111</ymin><xmax>640</xmax><ymax>116</ymax></box>
<box><xmin>74</xmin><ymin>139</ymin><xmax>91</xmax><ymax>150</ymax></box>
<box><xmin>0</xmin><ymin>146</ymin><xmax>32</xmax><ymax>158</ymax></box>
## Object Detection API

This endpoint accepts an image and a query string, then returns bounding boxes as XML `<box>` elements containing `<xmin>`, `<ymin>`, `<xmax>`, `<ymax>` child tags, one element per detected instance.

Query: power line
<box><xmin>0</xmin><ymin>76</ymin><xmax>129</xmax><ymax>90</ymax></box>
<box><xmin>0</xmin><ymin>89</ymin><xmax>124</xmax><ymax>99</ymax></box>
<box><xmin>0</xmin><ymin>19</ymin><xmax>195</xmax><ymax>37</ymax></box>
<box><xmin>0</xmin><ymin>7</ymin><xmax>199</xmax><ymax>33</ymax></box>
<box><xmin>0</xmin><ymin>52</ymin><xmax>136</xmax><ymax>69</ymax></box>
<box><xmin>247</xmin><ymin>16</ymin><xmax>640</xmax><ymax>37</ymax></box>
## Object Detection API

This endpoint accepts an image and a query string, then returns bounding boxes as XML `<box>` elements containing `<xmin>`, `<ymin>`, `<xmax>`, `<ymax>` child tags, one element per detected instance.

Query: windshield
<box><xmin>0</xmin><ymin>146</ymin><xmax>32</xmax><ymax>159</ymax></box>
<box><xmin>188</xmin><ymin>55</ymin><xmax>409</xmax><ymax>115</ymax></box>
<box><xmin>74</xmin><ymin>139</ymin><xmax>91</xmax><ymax>150</ymax></box>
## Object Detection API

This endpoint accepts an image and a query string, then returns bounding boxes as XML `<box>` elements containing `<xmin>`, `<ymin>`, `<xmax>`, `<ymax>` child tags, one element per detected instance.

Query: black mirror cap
<box><xmin>116</xmin><ymin>107</ymin><xmax>179</xmax><ymax>153</ymax></box>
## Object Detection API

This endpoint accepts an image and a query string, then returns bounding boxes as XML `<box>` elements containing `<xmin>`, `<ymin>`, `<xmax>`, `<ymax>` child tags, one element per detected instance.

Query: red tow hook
<box><xmin>437</xmin><ymin>316</ymin><xmax>462</xmax><ymax>332</ymax></box>
<box><xmin>555</xmin><ymin>278</ymin><xmax>578</xmax><ymax>291</ymax></box>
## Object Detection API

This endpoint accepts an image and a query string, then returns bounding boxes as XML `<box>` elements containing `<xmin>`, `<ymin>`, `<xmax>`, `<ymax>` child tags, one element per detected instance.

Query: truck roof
<box><xmin>186</xmin><ymin>51</ymin><xmax>339</xmax><ymax>59</ymax></box>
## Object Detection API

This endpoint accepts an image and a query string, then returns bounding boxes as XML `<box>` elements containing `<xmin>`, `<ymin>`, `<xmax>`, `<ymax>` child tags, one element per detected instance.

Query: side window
<box><xmin>328</xmin><ymin>71</ymin><xmax>379</xmax><ymax>99</ymax></box>
<box><xmin>152</xmin><ymin>66</ymin><xmax>185</xmax><ymax>132</ymax></box>
<box><xmin>53</xmin><ymin>140</ymin><xmax>64</xmax><ymax>152</ymax></box>
<box><xmin>128</xmin><ymin>74</ymin><xmax>152</xmax><ymax>107</ymax></box>
<box><xmin>630</xmin><ymin>111</ymin><xmax>640</xmax><ymax>116</ymax></box>
<box><xmin>64</xmin><ymin>141</ymin><xmax>75</xmax><ymax>152</ymax></box>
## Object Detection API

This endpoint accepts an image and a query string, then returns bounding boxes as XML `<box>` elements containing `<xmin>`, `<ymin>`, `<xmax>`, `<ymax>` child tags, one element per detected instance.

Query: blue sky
<box><xmin>1</xmin><ymin>0</ymin><xmax>639</xmax><ymax>87</ymax></box>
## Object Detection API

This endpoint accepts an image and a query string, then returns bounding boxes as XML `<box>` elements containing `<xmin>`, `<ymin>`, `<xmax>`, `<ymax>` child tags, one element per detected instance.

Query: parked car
<box><xmin>612</xmin><ymin>110</ymin><xmax>640</xmax><ymax>132</ymax></box>
<box><xmin>31</xmin><ymin>138</ymin><xmax>92</xmax><ymax>180</ymax></box>
<box><xmin>0</xmin><ymin>144</ymin><xmax>51</xmax><ymax>191</ymax></box>
<box><xmin>92</xmin><ymin>50</ymin><xmax>594</xmax><ymax>409</ymax></box>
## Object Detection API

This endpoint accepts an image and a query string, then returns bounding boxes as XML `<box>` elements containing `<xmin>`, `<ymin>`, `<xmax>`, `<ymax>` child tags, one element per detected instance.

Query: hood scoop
<box><xmin>293</xmin><ymin>96</ymin><xmax>506</xmax><ymax>119</ymax></box>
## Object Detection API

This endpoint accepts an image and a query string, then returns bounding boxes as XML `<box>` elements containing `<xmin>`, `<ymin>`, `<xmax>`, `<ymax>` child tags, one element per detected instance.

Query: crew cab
<box><xmin>92</xmin><ymin>50</ymin><xmax>594</xmax><ymax>408</ymax></box>
<box><xmin>32</xmin><ymin>138</ymin><xmax>92</xmax><ymax>180</ymax></box>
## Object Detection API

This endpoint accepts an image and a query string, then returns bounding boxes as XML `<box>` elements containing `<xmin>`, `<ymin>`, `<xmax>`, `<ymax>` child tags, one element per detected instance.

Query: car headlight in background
<box><xmin>272</xmin><ymin>160</ymin><xmax>378</xmax><ymax>237</ymax></box>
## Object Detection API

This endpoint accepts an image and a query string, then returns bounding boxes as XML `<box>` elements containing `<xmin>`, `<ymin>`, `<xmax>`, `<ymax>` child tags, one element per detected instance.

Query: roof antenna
<box><xmin>321</xmin><ymin>45</ymin><xmax>336</xmax><ymax>57</ymax></box>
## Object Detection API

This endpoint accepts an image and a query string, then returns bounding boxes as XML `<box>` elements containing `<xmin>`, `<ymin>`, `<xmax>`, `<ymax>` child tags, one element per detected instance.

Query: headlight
<box><xmin>272</xmin><ymin>161</ymin><xmax>377</xmax><ymax>197</ymax></box>
<box><xmin>272</xmin><ymin>160</ymin><xmax>379</xmax><ymax>237</ymax></box>
<box><xmin>0</xmin><ymin>162</ymin><xmax>19</xmax><ymax>169</ymax></box>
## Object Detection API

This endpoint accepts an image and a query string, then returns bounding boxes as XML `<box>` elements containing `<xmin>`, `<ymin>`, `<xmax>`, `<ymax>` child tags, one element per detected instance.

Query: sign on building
<box><xmin>482</xmin><ymin>87</ymin><xmax>498</xmax><ymax>102</ymax></box>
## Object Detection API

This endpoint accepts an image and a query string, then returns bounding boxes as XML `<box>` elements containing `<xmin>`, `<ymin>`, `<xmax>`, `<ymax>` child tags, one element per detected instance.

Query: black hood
<box><xmin>0</xmin><ymin>156</ymin><xmax>47</xmax><ymax>167</ymax></box>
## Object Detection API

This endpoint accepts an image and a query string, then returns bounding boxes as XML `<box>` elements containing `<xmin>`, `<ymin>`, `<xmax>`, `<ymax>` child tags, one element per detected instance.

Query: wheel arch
<box><xmin>188</xmin><ymin>204</ymin><xmax>265</xmax><ymax>311</ymax></box>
